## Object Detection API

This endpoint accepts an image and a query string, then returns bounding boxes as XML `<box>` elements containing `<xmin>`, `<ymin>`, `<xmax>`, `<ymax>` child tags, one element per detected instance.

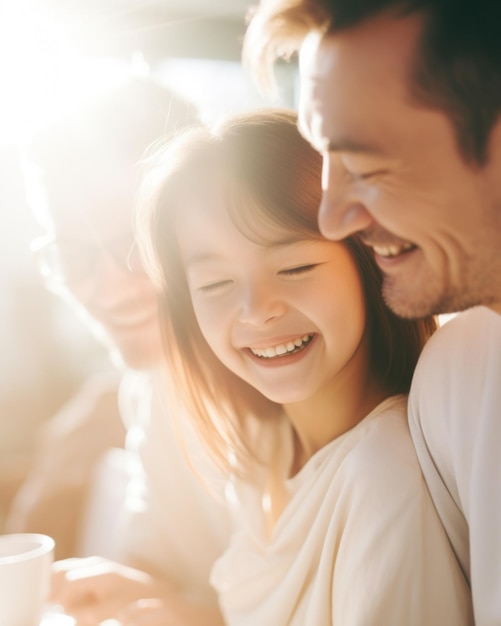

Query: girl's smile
<box><xmin>247</xmin><ymin>332</ymin><xmax>315</xmax><ymax>359</ymax></box>
<box><xmin>244</xmin><ymin>333</ymin><xmax>317</xmax><ymax>366</ymax></box>
<box><xmin>175</xmin><ymin>188</ymin><xmax>370</xmax><ymax>412</ymax></box>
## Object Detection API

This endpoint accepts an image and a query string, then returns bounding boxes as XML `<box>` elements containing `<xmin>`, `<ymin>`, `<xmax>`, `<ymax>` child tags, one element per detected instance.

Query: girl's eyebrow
<box><xmin>186</xmin><ymin>252</ymin><xmax>221</xmax><ymax>269</ymax></box>
<box><xmin>186</xmin><ymin>236</ymin><xmax>312</xmax><ymax>269</ymax></box>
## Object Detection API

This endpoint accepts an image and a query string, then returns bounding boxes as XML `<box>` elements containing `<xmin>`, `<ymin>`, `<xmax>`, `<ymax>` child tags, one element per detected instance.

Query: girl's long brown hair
<box><xmin>136</xmin><ymin>108</ymin><xmax>437</xmax><ymax>476</ymax></box>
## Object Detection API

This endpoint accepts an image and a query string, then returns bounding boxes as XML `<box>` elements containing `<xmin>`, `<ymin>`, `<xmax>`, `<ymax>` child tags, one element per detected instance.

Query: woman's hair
<box><xmin>24</xmin><ymin>75</ymin><xmax>199</xmax><ymax>230</ymax></box>
<box><xmin>137</xmin><ymin>108</ymin><xmax>437</xmax><ymax>475</ymax></box>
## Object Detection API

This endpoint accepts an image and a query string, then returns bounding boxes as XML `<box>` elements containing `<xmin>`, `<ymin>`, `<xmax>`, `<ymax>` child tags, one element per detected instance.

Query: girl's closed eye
<box><xmin>197</xmin><ymin>279</ymin><xmax>233</xmax><ymax>294</ymax></box>
<box><xmin>280</xmin><ymin>263</ymin><xmax>321</xmax><ymax>278</ymax></box>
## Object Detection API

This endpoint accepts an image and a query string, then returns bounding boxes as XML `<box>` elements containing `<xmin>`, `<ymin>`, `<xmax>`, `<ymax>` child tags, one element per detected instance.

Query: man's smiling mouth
<box><xmin>249</xmin><ymin>334</ymin><xmax>314</xmax><ymax>359</ymax></box>
<box><xmin>371</xmin><ymin>242</ymin><xmax>415</xmax><ymax>258</ymax></box>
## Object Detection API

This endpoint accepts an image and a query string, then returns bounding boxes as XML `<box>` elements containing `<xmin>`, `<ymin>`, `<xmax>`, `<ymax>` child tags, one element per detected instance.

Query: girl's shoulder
<box><xmin>333</xmin><ymin>394</ymin><xmax>422</xmax><ymax>493</ymax></box>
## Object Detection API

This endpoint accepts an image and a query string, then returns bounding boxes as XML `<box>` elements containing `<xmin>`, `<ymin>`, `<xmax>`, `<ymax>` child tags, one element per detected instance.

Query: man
<box><xmin>19</xmin><ymin>75</ymin><xmax>230</xmax><ymax>624</ymax></box>
<box><xmin>243</xmin><ymin>2</ymin><xmax>501</xmax><ymax>624</ymax></box>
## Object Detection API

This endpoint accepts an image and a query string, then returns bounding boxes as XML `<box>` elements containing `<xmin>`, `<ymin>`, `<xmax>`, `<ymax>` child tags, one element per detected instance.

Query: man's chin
<box><xmin>382</xmin><ymin>277</ymin><xmax>477</xmax><ymax>319</ymax></box>
<box><xmin>379</xmin><ymin>261</ymin><xmax>497</xmax><ymax>318</ymax></box>
<box><xmin>381</xmin><ymin>278</ymin><xmax>444</xmax><ymax>320</ymax></box>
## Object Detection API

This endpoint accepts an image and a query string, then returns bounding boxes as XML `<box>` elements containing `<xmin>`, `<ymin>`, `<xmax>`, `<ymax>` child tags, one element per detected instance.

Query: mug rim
<box><xmin>0</xmin><ymin>533</ymin><xmax>55</xmax><ymax>564</ymax></box>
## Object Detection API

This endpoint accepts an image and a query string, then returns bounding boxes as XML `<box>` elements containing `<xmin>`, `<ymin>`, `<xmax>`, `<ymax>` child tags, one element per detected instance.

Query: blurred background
<box><xmin>0</xmin><ymin>0</ymin><xmax>298</xmax><ymax>527</ymax></box>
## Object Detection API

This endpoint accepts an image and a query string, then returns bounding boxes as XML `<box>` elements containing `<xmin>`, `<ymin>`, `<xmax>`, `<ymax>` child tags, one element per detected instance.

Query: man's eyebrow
<box><xmin>323</xmin><ymin>137</ymin><xmax>384</xmax><ymax>155</ymax></box>
<box><xmin>298</xmin><ymin>116</ymin><xmax>384</xmax><ymax>156</ymax></box>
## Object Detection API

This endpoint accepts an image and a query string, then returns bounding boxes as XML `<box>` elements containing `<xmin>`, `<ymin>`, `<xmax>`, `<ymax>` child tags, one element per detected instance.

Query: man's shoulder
<box><xmin>435</xmin><ymin>306</ymin><xmax>499</xmax><ymax>342</ymax></box>
<box><xmin>409</xmin><ymin>305</ymin><xmax>501</xmax><ymax>432</ymax></box>
<box><xmin>415</xmin><ymin>306</ymin><xmax>501</xmax><ymax>374</ymax></box>
<box><xmin>407</xmin><ymin>311</ymin><xmax>501</xmax><ymax>586</ymax></box>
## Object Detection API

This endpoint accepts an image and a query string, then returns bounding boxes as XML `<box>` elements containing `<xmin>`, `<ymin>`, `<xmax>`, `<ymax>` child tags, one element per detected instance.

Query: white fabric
<box><xmin>211</xmin><ymin>395</ymin><xmax>472</xmax><ymax>626</ymax></box>
<box><xmin>409</xmin><ymin>306</ymin><xmax>501</xmax><ymax>626</ymax></box>
<box><xmin>116</xmin><ymin>369</ymin><xmax>231</xmax><ymax>604</ymax></box>
<box><xmin>77</xmin><ymin>447</ymin><xmax>133</xmax><ymax>560</ymax></box>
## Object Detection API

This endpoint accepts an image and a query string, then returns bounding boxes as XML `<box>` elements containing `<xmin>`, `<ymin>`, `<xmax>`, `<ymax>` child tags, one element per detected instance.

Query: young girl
<box><xmin>135</xmin><ymin>109</ymin><xmax>473</xmax><ymax>625</ymax></box>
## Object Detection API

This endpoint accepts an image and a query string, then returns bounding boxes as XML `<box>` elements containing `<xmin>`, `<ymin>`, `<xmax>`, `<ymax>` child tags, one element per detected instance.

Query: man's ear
<box><xmin>484</xmin><ymin>115</ymin><xmax>501</xmax><ymax>179</ymax></box>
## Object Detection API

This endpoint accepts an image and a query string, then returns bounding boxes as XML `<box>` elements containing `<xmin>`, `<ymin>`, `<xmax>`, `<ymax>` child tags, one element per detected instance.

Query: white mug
<box><xmin>0</xmin><ymin>533</ymin><xmax>55</xmax><ymax>626</ymax></box>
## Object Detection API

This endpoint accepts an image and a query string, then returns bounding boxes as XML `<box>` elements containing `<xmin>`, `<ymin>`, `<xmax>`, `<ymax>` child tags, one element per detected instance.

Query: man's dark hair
<box><xmin>245</xmin><ymin>0</ymin><xmax>501</xmax><ymax>164</ymax></box>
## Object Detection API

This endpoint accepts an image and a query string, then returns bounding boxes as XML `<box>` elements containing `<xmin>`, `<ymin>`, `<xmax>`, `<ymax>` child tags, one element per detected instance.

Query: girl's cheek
<box><xmin>193</xmin><ymin>302</ymin><xmax>228</xmax><ymax>338</ymax></box>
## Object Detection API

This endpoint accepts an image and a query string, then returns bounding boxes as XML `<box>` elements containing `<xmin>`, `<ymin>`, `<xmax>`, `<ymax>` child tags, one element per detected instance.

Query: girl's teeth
<box><xmin>250</xmin><ymin>334</ymin><xmax>313</xmax><ymax>359</ymax></box>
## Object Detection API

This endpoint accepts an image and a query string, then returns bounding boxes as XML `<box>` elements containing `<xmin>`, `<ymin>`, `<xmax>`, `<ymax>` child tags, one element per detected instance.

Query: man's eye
<box><xmin>342</xmin><ymin>163</ymin><xmax>385</xmax><ymax>182</ymax></box>
<box><xmin>339</xmin><ymin>156</ymin><xmax>385</xmax><ymax>181</ymax></box>
<box><xmin>198</xmin><ymin>280</ymin><xmax>232</xmax><ymax>294</ymax></box>
<box><xmin>350</xmin><ymin>170</ymin><xmax>380</xmax><ymax>181</ymax></box>
<box><xmin>280</xmin><ymin>264</ymin><xmax>318</xmax><ymax>277</ymax></box>
<box><xmin>341</xmin><ymin>164</ymin><xmax>377</xmax><ymax>181</ymax></box>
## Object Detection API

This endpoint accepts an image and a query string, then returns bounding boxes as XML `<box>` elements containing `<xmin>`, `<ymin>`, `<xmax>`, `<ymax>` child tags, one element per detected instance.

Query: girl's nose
<box><xmin>238</xmin><ymin>282</ymin><xmax>287</xmax><ymax>326</ymax></box>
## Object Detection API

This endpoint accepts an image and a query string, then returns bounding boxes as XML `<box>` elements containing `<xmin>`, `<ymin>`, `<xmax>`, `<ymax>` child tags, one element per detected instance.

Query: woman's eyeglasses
<box><xmin>31</xmin><ymin>234</ymin><xmax>144</xmax><ymax>288</ymax></box>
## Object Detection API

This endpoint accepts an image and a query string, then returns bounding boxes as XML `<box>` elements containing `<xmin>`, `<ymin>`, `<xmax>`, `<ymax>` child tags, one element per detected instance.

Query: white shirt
<box><xmin>409</xmin><ymin>306</ymin><xmax>501</xmax><ymax>626</ymax></box>
<box><xmin>118</xmin><ymin>369</ymin><xmax>231</xmax><ymax>603</ymax></box>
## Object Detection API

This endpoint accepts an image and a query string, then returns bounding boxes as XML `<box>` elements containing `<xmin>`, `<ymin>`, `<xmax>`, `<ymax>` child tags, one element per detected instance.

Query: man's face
<box><xmin>45</xmin><ymin>167</ymin><xmax>163</xmax><ymax>370</ymax></box>
<box><xmin>298</xmin><ymin>12</ymin><xmax>501</xmax><ymax>318</ymax></box>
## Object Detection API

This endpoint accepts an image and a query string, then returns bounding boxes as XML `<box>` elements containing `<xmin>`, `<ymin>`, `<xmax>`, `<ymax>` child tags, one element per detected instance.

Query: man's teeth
<box><xmin>372</xmin><ymin>242</ymin><xmax>414</xmax><ymax>258</ymax></box>
<box><xmin>250</xmin><ymin>334</ymin><xmax>313</xmax><ymax>359</ymax></box>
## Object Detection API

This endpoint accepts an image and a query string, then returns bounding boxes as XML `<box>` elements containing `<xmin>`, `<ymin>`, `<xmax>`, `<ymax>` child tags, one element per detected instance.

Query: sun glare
<box><xmin>0</xmin><ymin>2</ymin><xmax>126</xmax><ymax>147</ymax></box>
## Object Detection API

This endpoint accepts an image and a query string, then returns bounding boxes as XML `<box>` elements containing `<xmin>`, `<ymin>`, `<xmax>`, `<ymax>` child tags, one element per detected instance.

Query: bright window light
<box><xmin>0</xmin><ymin>2</ymin><xmax>128</xmax><ymax>147</ymax></box>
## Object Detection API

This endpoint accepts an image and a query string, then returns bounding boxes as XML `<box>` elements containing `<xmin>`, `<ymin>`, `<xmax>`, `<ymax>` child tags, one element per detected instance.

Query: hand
<box><xmin>117</xmin><ymin>598</ymin><xmax>169</xmax><ymax>625</ymax></box>
<box><xmin>4</xmin><ymin>373</ymin><xmax>124</xmax><ymax>559</ymax></box>
<box><xmin>50</xmin><ymin>556</ymin><xmax>173</xmax><ymax>625</ymax></box>
<box><xmin>117</xmin><ymin>598</ymin><xmax>226</xmax><ymax>626</ymax></box>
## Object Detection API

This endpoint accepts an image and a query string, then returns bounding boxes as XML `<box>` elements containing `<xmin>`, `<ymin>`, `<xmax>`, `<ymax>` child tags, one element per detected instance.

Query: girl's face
<box><xmin>175</xmin><ymin>189</ymin><xmax>369</xmax><ymax>407</ymax></box>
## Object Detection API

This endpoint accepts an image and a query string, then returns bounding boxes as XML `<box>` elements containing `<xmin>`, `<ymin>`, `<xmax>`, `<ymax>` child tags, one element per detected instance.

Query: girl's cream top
<box><xmin>211</xmin><ymin>395</ymin><xmax>473</xmax><ymax>625</ymax></box>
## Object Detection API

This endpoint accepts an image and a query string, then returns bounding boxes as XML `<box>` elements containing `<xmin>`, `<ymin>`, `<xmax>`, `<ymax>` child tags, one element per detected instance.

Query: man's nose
<box><xmin>318</xmin><ymin>155</ymin><xmax>373</xmax><ymax>241</ymax></box>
